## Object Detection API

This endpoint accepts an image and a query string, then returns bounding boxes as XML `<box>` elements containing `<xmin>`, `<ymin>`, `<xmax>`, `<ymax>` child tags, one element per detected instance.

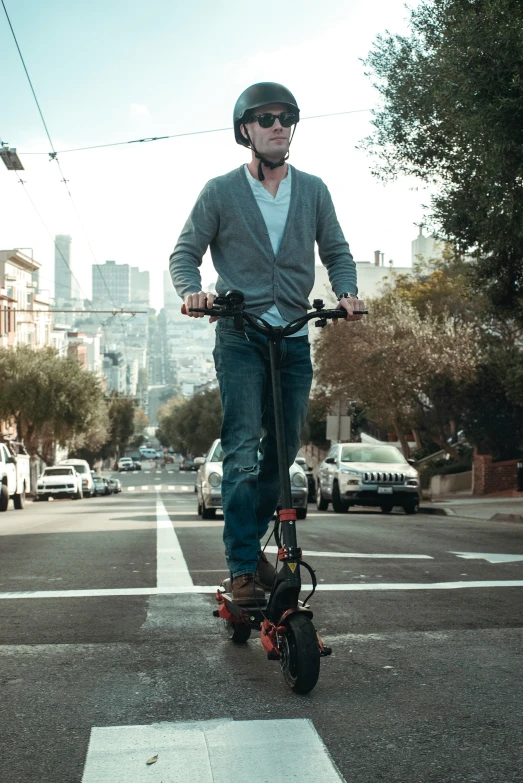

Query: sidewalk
<box><xmin>421</xmin><ymin>490</ymin><xmax>523</xmax><ymax>522</ymax></box>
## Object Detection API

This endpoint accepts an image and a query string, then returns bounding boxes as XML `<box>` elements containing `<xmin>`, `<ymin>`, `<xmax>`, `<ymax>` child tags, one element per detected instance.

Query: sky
<box><xmin>0</xmin><ymin>0</ymin><xmax>426</xmax><ymax>312</ymax></box>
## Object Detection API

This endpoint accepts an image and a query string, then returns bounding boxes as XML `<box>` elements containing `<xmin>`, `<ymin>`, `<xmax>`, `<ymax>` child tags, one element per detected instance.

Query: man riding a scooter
<box><xmin>170</xmin><ymin>82</ymin><xmax>364</xmax><ymax>605</ymax></box>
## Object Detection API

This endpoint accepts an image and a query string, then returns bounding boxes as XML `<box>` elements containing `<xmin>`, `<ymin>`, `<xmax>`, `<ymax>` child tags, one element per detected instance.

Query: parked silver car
<box><xmin>196</xmin><ymin>439</ymin><xmax>309</xmax><ymax>520</ymax></box>
<box><xmin>316</xmin><ymin>443</ymin><xmax>420</xmax><ymax>514</ymax></box>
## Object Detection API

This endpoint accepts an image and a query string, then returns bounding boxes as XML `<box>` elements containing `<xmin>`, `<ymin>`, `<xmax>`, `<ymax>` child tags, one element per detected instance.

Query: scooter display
<box><xmin>183</xmin><ymin>290</ymin><xmax>367</xmax><ymax>694</ymax></box>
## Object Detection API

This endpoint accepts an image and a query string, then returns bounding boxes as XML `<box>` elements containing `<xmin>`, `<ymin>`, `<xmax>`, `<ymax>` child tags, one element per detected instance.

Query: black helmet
<box><xmin>233</xmin><ymin>82</ymin><xmax>300</xmax><ymax>147</ymax></box>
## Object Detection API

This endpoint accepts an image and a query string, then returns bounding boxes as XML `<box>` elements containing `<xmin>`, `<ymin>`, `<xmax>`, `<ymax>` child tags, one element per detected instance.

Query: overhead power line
<box><xmin>18</xmin><ymin>108</ymin><xmax>373</xmax><ymax>157</ymax></box>
<box><xmin>1</xmin><ymin>0</ymin><xmax>132</xmax><ymax>362</ymax></box>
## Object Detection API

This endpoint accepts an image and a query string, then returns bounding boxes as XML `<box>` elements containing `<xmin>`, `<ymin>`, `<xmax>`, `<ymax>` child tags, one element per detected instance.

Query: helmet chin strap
<box><xmin>243</xmin><ymin>126</ymin><xmax>296</xmax><ymax>182</ymax></box>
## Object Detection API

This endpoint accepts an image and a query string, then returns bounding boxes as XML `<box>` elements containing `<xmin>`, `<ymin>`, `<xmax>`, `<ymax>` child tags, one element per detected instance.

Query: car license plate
<box><xmin>378</xmin><ymin>487</ymin><xmax>393</xmax><ymax>494</ymax></box>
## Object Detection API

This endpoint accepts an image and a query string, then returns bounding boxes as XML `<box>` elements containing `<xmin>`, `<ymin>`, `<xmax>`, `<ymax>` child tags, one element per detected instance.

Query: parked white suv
<box><xmin>118</xmin><ymin>457</ymin><xmax>134</xmax><ymax>472</ymax></box>
<box><xmin>36</xmin><ymin>466</ymin><xmax>83</xmax><ymax>500</ymax></box>
<box><xmin>58</xmin><ymin>459</ymin><xmax>94</xmax><ymax>497</ymax></box>
<box><xmin>317</xmin><ymin>443</ymin><xmax>420</xmax><ymax>515</ymax></box>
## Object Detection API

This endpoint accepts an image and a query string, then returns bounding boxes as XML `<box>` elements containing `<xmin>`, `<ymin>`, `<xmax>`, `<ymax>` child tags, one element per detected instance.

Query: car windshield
<box><xmin>340</xmin><ymin>446</ymin><xmax>406</xmax><ymax>464</ymax></box>
<box><xmin>64</xmin><ymin>464</ymin><xmax>87</xmax><ymax>474</ymax></box>
<box><xmin>93</xmin><ymin>477</ymin><xmax>103</xmax><ymax>483</ymax></box>
<box><xmin>43</xmin><ymin>468</ymin><xmax>74</xmax><ymax>476</ymax></box>
<box><xmin>209</xmin><ymin>443</ymin><xmax>225</xmax><ymax>462</ymax></box>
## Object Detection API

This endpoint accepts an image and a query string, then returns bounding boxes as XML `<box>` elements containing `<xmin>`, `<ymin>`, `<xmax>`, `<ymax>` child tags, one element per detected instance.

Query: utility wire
<box><xmin>1</xmin><ymin>0</ymin><xmax>131</xmax><ymax>364</ymax></box>
<box><xmin>18</xmin><ymin>108</ymin><xmax>373</xmax><ymax>156</ymax></box>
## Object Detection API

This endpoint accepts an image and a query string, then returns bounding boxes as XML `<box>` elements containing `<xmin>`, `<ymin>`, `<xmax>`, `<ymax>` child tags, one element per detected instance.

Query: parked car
<box><xmin>294</xmin><ymin>456</ymin><xmax>316</xmax><ymax>503</ymax></box>
<box><xmin>195</xmin><ymin>439</ymin><xmax>308</xmax><ymax>520</ymax></box>
<box><xmin>118</xmin><ymin>457</ymin><xmax>134</xmax><ymax>472</ymax></box>
<box><xmin>180</xmin><ymin>458</ymin><xmax>197</xmax><ymax>472</ymax></box>
<box><xmin>107</xmin><ymin>477</ymin><xmax>122</xmax><ymax>494</ymax></box>
<box><xmin>35</xmin><ymin>466</ymin><xmax>83</xmax><ymax>501</ymax></box>
<box><xmin>316</xmin><ymin>443</ymin><xmax>420</xmax><ymax>515</ymax></box>
<box><xmin>58</xmin><ymin>458</ymin><xmax>94</xmax><ymax>497</ymax></box>
<box><xmin>131</xmin><ymin>458</ymin><xmax>142</xmax><ymax>471</ymax></box>
<box><xmin>139</xmin><ymin>448</ymin><xmax>158</xmax><ymax>461</ymax></box>
<box><xmin>0</xmin><ymin>439</ymin><xmax>30</xmax><ymax>511</ymax></box>
<box><xmin>92</xmin><ymin>476</ymin><xmax>111</xmax><ymax>496</ymax></box>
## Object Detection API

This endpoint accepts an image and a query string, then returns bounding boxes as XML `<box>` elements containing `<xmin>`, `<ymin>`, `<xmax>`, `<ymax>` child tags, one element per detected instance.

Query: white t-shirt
<box><xmin>244</xmin><ymin>165</ymin><xmax>308</xmax><ymax>338</ymax></box>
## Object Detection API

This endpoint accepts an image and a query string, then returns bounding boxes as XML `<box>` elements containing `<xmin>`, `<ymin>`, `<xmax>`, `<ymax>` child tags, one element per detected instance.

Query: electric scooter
<box><xmin>183</xmin><ymin>290</ymin><xmax>367</xmax><ymax>694</ymax></box>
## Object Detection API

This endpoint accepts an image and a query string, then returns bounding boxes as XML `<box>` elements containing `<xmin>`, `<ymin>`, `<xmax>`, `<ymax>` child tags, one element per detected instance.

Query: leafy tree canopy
<box><xmin>0</xmin><ymin>346</ymin><xmax>108</xmax><ymax>463</ymax></box>
<box><xmin>363</xmin><ymin>0</ymin><xmax>523</xmax><ymax>317</ymax></box>
<box><xmin>157</xmin><ymin>389</ymin><xmax>222</xmax><ymax>456</ymax></box>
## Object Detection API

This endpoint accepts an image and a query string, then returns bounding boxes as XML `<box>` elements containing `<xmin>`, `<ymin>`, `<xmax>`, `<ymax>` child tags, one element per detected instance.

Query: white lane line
<box><xmin>127</xmin><ymin>487</ymin><xmax>135</xmax><ymax>492</ymax></box>
<box><xmin>265</xmin><ymin>546</ymin><xmax>432</xmax><ymax>559</ymax></box>
<box><xmin>141</xmin><ymin>485</ymin><xmax>149</xmax><ymax>490</ymax></box>
<box><xmin>81</xmin><ymin>719</ymin><xmax>345</xmax><ymax>783</ymax></box>
<box><xmin>451</xmin><ymin>552</ymin><xmax>523</xmax><ymax>563</ymax></box>
<box><xmin>168</xmin><ymin>485</ymin><xmax>175</xmax><ymax>490</ymax></box>
<box><xmin>156</xmin><ymin>493</ymin><xmax>193</xmax><ymax>588</ymax></box>
<box><xmin>2</xmin><ymin>580</ymin><xmax>523</xmax><ymax>600</ymax></box>
<box><xmin>144</xmin><ymin>471</ymin><xmax>150</xmax><ymax>474</ymax></box>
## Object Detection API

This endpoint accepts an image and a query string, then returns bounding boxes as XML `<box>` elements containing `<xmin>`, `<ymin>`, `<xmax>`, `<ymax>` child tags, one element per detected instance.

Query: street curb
<box><xmin>490</xmin><ymin>512</ymin><xmax>523</xmax><ymax>523</ymax></box>
<box><xmin>420</xmin><ymin>506</ymin><xmax>455</xmax><ymax>516</ymax></box>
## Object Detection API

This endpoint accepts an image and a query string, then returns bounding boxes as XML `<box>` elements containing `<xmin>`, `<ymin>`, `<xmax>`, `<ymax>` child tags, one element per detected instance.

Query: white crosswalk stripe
<box><xmin>82</xmin><ymin>719</ymin><xmax>345</xmax><ymax>782</ymax></box>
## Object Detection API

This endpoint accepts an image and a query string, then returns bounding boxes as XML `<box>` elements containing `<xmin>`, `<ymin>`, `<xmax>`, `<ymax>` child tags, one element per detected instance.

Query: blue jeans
<box><xmin>213</xmin><ymin>319</ymin><xmax>313</xmax><ymax>578</ymax></box>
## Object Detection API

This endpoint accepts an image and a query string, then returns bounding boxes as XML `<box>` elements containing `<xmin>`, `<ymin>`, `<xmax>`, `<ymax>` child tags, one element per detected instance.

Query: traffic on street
<box><xmin>1</xmin><ymin>467</ymin><xmax>522</xmax><ymax>782</ymax></box>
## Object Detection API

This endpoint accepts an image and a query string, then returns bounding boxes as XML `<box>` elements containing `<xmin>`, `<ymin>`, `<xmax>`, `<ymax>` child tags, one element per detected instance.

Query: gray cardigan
<box><xmin>169</xmin><ymin>165</ymin><xmax>357</xmax><ymax>322</ymax></box>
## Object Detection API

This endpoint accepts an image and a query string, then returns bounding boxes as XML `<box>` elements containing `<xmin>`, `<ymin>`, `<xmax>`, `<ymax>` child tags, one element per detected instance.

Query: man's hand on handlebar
<box><xmin>183</xmin><ymin>291</ymin><xmax>217</xmax><ymax>323</ymax></box>
<box><xmin>336</xmin><ymin>295</ymin><xmax>366</xmax><ymax>323</ymax></box>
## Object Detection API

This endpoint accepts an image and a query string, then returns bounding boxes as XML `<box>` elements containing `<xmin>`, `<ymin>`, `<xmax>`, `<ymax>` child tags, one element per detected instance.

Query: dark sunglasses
<box><xmin>247</xmin><ymin>111</ymin><xmax>298</xmax><ymax>129</ymax></box>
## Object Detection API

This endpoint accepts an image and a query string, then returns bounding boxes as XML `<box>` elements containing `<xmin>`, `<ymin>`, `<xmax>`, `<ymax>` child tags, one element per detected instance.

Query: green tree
<box><xmin>314</xmin><ymin>296</ymin><xmax>479</xmax><ymax>456</ymax></box>
<box><xmin>0</xmin><ymin>346</ymin><xmax>108</xmax><ymax>464</ymax></box>
<box><xmin>157</xmin><ymin>389</ymin><xmax>222</xmax><ymax>455</ymax></box>
<box><xmin>363</xmin><ymin>0</ymin><xmax>523</xmax><ymax>318</ymax></box>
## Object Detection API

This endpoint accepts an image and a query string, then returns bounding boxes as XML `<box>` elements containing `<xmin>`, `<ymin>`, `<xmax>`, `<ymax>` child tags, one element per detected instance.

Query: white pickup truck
<box><xmin>0</xmin><ymin>440</ymin><xmax>31</xmax><ymax>511</ymax></box>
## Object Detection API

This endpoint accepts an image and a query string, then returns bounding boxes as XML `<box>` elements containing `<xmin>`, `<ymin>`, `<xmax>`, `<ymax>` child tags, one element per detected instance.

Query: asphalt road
<box><xmin>1</xmin><ymin>466</ymin><xmax>522</xmax><ymax>782</ymax></box>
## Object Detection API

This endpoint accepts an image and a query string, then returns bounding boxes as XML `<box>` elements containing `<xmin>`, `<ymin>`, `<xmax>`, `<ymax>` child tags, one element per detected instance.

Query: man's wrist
<box><xmin>337</xmin><ymin>291</ymin><xmax>358</xmax><ymax>300</ymax></box>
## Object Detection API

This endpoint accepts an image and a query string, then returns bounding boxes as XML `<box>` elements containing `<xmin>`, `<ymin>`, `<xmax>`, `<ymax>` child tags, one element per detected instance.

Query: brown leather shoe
<box><xmin>256</xmin><ymin>551</ymin><xmax>276</xmax><ymax>591</ymax></box>
<box><xmin>231</xmin><ymin>573</ymin><xmax>266</xmax><ymax>605</ymax></box>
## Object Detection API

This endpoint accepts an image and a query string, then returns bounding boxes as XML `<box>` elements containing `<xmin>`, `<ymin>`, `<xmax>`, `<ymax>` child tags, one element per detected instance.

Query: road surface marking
<box><xmin>451</xmin><ymin>552</ymin><xmax>523</xmax><ymax>563</ymax></box>
<box><xmin>2</xmin><ymin>580</ymin><xmax>523</xmax><ymax>600</ymax></box>
<box><xmin>156</xmin><ymin>493</ymin><xmax>192</xmax><ymax>588</ymax></box>
<box><xmin>168</xmin><ymin>485</ymin><xmax>175</xmax><ymax>490</ymax></box>
<box><xmin>81</xmin><ymin>719</ymin><xmax>345</xmax><ymax>783</ymax></box>
<box><xmin>144</xmin><ymin>471</ymin><xmax>150</xmax><ymax>474</ymax></box>
<box><xmin>265</xmin><ymin>546</ymin><xmax>433</xmax><ymax>560</ymax></box>
<box><xmin>127</xmin><ymin>487</ymin><xmax>135</xmax><ymax>491</ymax></box>
<box><xmin>141</xmin><ymin>485</ymin><xmax>148</xmax><ymax>490</ymax></box>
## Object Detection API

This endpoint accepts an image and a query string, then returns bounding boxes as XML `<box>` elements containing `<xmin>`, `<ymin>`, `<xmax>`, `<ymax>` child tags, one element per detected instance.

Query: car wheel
<box><xmin>380</xmin><ymin>503</ymin><xmax>394</xmax><ymax>514</ymax></box>
<box><xmin>331</xmin><ymin>481</ymin><xmax>349</xmax><ymax>513</ymax></box>
<box><xmin>316</xmin><ymin>483</ymin><xmax>329</xmax><ymax>511</ymax></box>
<box><xmin>201</xmin><ymin>498</ymin><xmax>216</xmax><ymax>520</ymax></box>
<box><xmin>403</xmin><ymin>498</ymin><xmax>420</xmax><ymax>515</ymax></box>
<box><xmin>0</xmin><ymin>483</ymin><xmax>9</xmax><ymax>512</ymax></box>
<box><xmin>296</xmin><ymin>507</ymin><xmax>307</xmax><ymax>520</ymax></box>
<box><xmin>13</xmin><ymin>486</ymin><xmax>26</xmax><ymax>510</ymax></box>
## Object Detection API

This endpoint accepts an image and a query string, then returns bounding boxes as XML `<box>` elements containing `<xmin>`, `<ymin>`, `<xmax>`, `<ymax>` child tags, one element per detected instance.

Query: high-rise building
<box><xmin>54</xmin><ymin>234</ymin><xmax>80</xmax><ymax>302</ymax></box>
<box><xmin>131</xmin><ymin>267</ymin><xmax>150</xmax><ymax>305</ymax></box>
<box><xmin>92</xmin><ymin>260</ymin><xmax>130</xmax><ymax>306</ymax></box>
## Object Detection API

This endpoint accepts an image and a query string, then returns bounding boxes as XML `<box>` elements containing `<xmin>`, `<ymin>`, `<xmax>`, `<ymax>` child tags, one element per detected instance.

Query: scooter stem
<box><xmin>268</xmin><ymin>336</ymin><xmax>297</xmax><ymax>552</ymax></box>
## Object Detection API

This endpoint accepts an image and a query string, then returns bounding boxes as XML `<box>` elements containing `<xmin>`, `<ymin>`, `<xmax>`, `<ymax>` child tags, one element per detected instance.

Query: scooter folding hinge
<box><xmin>278</xmin><ymin>545</ymin><xmax>302</xmax><ymax>562</ymax></box>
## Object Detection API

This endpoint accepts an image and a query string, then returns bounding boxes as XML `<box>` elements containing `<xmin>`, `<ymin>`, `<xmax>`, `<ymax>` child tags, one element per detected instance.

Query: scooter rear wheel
<box><xmin>223</xmin><ymin>620</ymin><xmax>251</xmax><ymax>644</ymax></box>
<box><xmin>280</xmin><ymin>613</ymin><xmax>320</xmax><ymax>694</ymax></box>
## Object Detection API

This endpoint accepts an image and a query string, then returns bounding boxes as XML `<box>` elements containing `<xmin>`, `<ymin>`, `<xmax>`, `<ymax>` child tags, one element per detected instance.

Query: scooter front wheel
<box><xmin>223</xmin><ymin>620</ymin><xmax>251</xmax><ymax>644</ymax></box>
<box><xmin>280</xmin><ymin>613</ymin><xmax>320</xmax><ymax>694</ymax></box>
